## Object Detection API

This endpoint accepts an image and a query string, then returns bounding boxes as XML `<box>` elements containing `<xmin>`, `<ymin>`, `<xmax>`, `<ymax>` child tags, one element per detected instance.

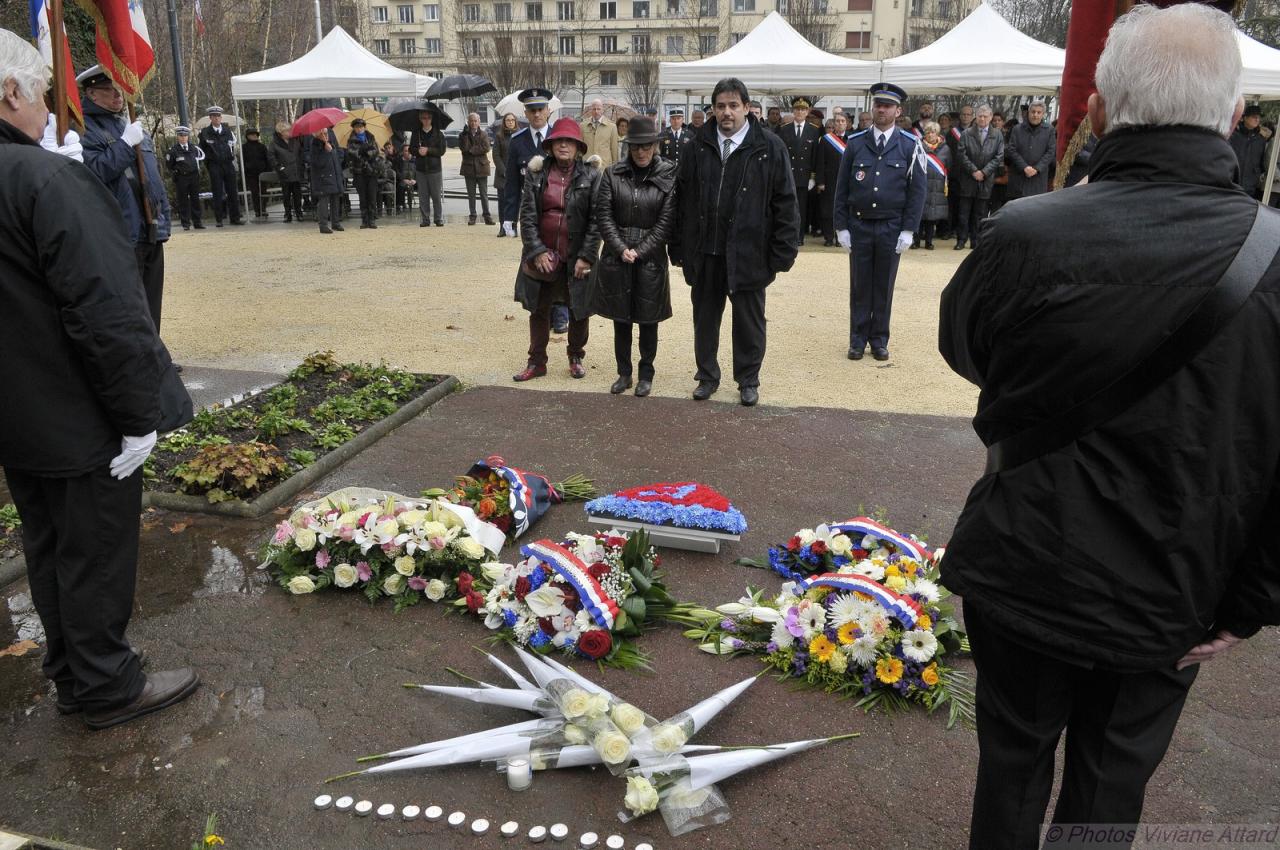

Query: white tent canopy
<box><xmin>231</xmin><ymin>26</ymin><xmax>425</xmax><ymax>100</ymax></box>
<box><xmin>1239</xmin><ymin>30</ymin><xmax>1280</xmax><ymax>98</ymax></box>
<box><xmin>658</xmin><ymin>12</ymin><xmax>880</xmax><ymax>94</ymax></box>
<box><xmin>880</xmin><ymin>3</ymin><xmax>1064</xmax><ymax>94</ymax></box>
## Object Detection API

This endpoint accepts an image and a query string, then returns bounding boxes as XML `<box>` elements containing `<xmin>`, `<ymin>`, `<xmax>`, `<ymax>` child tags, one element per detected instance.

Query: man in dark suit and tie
<box><xmin>658</xmin><ymin>108</ymin><xmax>692</xmax><ymax>166</ymax></box>
<box><xmin>778</xmin><ymin>96</ymin><xmax>820</xmax><ymax>246</ymax></box>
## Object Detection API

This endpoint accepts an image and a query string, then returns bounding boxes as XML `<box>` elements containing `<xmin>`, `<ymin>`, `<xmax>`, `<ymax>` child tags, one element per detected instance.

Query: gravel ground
<box><xmin>162</xmin><ymin>150</ymin><xmax>978</xmax><ymax>416</ymax></box>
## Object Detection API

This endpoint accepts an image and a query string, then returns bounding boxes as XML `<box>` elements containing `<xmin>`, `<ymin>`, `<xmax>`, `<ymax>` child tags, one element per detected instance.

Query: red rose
<box><xmin>606</xmin><ymin>536</ymin><xmax>627</xmax><ymax>548</ymax></box>
<box><xmin>494</xmin><ymin>515</ymin><xmax>513</xmax><ymax>533</ymax></box>
<box><xmin>653</xmin><ymin>555</ymin><xmax>662</xmax><ymax>568</ymax></box>
<box><xmin>577</xmin><ymin>629</ymin><xmax>613</xmax><ymax>660</ymax></box>
<box><xmin>561</xmin><ymin>586</ymin><xmax>581</xmax><ymax>612</ymax></box>
<box><xmin>787</xmin><ymin>535</ymin><xmax>802</xmax><ymax>552</ymax></box>
<box><xmin>465</xmin><ymin>590</ymin><xmax>485</xmax><ymax>613</ymax></box>
<box><xmin>514</xmin><ymin>576</ymin><xmax>532</xmax><ymax>601</ymax></box>
<box><xmin>456</xmin><ymin>572</ymin><xmax>475</xmax><ymax>595</ymax></box>
<box><xmin>587</xmin><ymin>562</ymin><xmax>611</xmax><ymax>581</ymax></box>
<box><xmin>811</xmin><ymin>540</ymin><xmax>828</xmax><ymax>555</ymax></box>
<box><xmin>538</xmin><ymin>617</ymin><xmax>557</xmax><ymax>636</ymax></box>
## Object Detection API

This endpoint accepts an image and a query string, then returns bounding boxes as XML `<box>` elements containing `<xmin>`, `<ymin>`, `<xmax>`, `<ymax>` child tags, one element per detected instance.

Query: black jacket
<box><xmin>198</xmin><ymin>123</ymin><xmax>236</xmax><ymax>164</ymax></box>
<box><xmin>591</xmin><ymin>156</ymin><xmax>677</xmax><ymax>324</ymax></box>
<box><xmin>514</xmin><ymin>155</ymin><xmax>602</xmax><ymax>319</ymax></box>
<box><xmin>955</xmin><ymin>124</ymin><xmax>1004</xmax><ymax>199</ymax></box>
<box><xmin>271</xmin><ymin>132</ymin><xmax>302</xmax><ymax>183</ymax></box>
<box><xmin>669</xmin><ymin>116</ymin><xmax>799</xmax><ymax>293</ymax></box>
<box><xmin>307</xmin><ymin>130</ymin><xmax>345</xmax><ymax>194</ymax></box>
<box><xmin>165</xmin><ymin>141</ymin><xmax>202</xmax><ymax>177</ymax></box>
<box><xmin>410</xmin><ymin>126</ymin><xmax>445</xmax><ymax>174</ymax></box>
<box><xmin>813</xmin><ymin>130</ymin><xmax>846</xmax><ymax>194</ymax></box>
<box><xmin>1229</xmin><ymin>124</ymin><xmax>1270</xmax><ymax>195</ymax></box>
<box><xmin>345</xmin><ymin>132</ymin><xmax>381</xmax><ymax>178</ymax></box>
<box><xmin>241</xmin><ymin>138</ymin><xmax>271</xmax><ymax>176</ymax></box>
<box><xmin>778</xmin><ymin>120</ymin><xmax>821</xmax><ymax>187</ymax></box>
<box><xmin>0</xmin><ymin>120</ymin><xmax>188</xmax><ymax>474</ymax></box>
<box><xmin>939</xmin><ymin>126</ymin><xmax>1280</xmax><ymax>672</ymax></box>
<box><xmin>1005</xmin><ymin>120</ymin><xmax>1055</xmax><ymax>198</ymax></box>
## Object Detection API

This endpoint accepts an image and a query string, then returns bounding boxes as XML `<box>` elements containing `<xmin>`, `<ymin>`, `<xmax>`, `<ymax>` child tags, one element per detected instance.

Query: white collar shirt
<box><xmin>718</xmin><ymin>120</ymin><xmax>751</xmax><ymax>159</ymax></box>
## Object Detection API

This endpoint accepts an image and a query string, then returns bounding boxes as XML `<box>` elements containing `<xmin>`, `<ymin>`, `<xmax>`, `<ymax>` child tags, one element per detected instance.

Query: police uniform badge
<box><xmin>855</xmin><ymin>169</ymin><xmax>866</xmax><ymax>181</ymax></box>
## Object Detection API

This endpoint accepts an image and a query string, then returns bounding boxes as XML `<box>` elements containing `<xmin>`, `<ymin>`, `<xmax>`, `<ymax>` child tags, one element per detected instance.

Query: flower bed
<box><xmin>142</xmin><ymin>352</ymin><xmax>454</xmax><ymax>516</ymax></box>
<box><xmin>0</xmin><ymin>503</ymin><xmax>20</xmax><ymax>560</ymax></box>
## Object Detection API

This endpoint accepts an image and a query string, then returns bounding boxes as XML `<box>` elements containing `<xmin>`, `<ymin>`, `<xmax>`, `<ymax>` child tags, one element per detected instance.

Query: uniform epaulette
<box><xmin>512</xmin><ymin>127</ymin><xmax>530</xmax><ymax>139</ymax></box>
<box><xmin>850</xmin><ymin>129</ymin><xmax>870</xmax><ymax>138</ymax></box>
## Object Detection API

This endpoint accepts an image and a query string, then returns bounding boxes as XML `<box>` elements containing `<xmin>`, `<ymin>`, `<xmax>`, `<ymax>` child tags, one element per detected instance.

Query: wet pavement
<box><xmin>2</xmin><ymin>386</ymin><xmax>1277</xmax><ymax>849</ymax></box>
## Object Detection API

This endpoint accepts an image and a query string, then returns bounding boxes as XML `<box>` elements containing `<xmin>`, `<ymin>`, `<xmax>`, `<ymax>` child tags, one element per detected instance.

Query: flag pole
<box><xmin>127</xmin><ymin>100</ymin><xmax>158</xmax><ymax>240</ymax></box>
<box><xmin>49</xmin><ymin>0</ymin><xmax>70</xmax><ymax>143</ymax></box>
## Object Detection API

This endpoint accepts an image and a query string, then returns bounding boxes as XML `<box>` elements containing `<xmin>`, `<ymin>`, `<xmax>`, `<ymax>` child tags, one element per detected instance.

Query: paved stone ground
<box><xmin>2</xmin><ymin>385</ymin><xmax>1277</xmax><ymax>849</ymax></box>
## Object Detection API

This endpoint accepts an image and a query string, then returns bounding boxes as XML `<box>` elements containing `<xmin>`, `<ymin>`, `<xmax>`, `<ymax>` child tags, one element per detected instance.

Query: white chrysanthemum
<box><xmin>844</xmin><ymin>634</ymin><xmax>880</xmax><ymax>666</ymax></box>
<box><xmin>797</xmin><ymin>599</ymin><xmax>826</xmax><ymax>639</ymax></box>
<box><xmin>827</xmin><ymin>594</ymin><xmax>865</xmax><ymax>628</ymax></box>
<box><xmin>770</xmin><ymin>619</ymin><xmax>794</xmax><ymax>648</ymax></box>
<box><xmin>851</xmin><ymin>559</ymin><xmax>885</xmax><ymax>581</ymax></box>
<box><xmin>902</xmin><ymin>629</ymin><xmax>938</xmax><ymax>663</ymax></box>
<box><xmin>909</xmin><ymin>578</ymin><xmax>941</xmax><ymax>603</ymax></box>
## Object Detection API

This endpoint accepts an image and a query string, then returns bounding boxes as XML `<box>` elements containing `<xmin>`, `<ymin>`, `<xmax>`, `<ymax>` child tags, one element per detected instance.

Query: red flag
<box><xmin>75</xmin><ymin>0</ymin><xmax>155</xmax><ymax>101</ymax></box>
<box><xmin>194</xmin><ymin>0</ymin><xmax>205</xmax><ymax>35</ymax></box>
<box><xmin>32</xmin><ymin>0</ymin><xmax>84</xmax><ymax>128</ymax></box>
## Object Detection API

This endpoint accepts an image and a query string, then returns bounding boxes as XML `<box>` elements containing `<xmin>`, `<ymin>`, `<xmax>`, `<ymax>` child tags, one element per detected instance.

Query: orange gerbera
<box><xmin>837</xmin><ymin>622</ymin><xmax>859</xmax><ymax>645</ymax></box>
<box><xmin>875</xmin><ymin>657</ymin><xmax>904</xmax><ymax>684</ymax></box>
<box><xmin>809</xmin><ymin>634</ymin><xmax>837</xmax><ymax>663</ymax></box>
<box><xmin>921</xmin><ymin>662</ymin><xmax>940</xmax><ymax>687</ymax></box>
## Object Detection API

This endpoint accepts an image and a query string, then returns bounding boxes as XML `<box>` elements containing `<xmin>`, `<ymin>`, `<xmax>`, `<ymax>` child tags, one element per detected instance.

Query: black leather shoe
<box><xmin>57</xmin><ymin>648</ymin><xmax>149</xmax><ymax>714</ymax></box>
<box><xmin>422</xmin><ymin>222</ymin><xmax>431</xmax><ymax>227</ymax></box>
<box><xmin>954</xmin><ymin>241</ymin><xmax>965</xmax><ymax>250</ymax></box>
<box><xmin>925</xmin><ymin>242</ymin><xmax>934</xmax><ymax>250</ymax></box>
<box><xmin>83</xmin><ymin>667</ymin><xmax>199</xmax><ymax>730</ymax></box>
<box><xmin>230</xmin><ymin>219</ymin><xmax>246</xmax><ymax>226</ymax></box>
<box><xmin>740</xmin><ymin>386</ymin><xmax>759</xmax><ymax>407</ymax></box>
<box><xmin>193</xmin><ymin>223</ymin><xmax>206</xmax><ymax>229</ymax></box>
<box><xmin>610</xmin><ymin>376</ymin><xmax>632</xmax><ymax>394</ymax></box>
<box><xmin>332</xmin><ymin>223</ymin><xmax>345</xmax><ymax>231</ymax></box>
<box><xmin>634</xmin><ymin>379</ymin><xmax>652</xmax><ymax>397</ymax></box>
<box><xmin>692</xmin><ymin>380</ymin><xmax>717</xmax><ymax>401</ymax></box>
<box><xmin>872</xmin><ymin>348</ymin><xmax>890</xmax><ymax>361</ymax></box>
<box><xmin>823</xmin><ymin>238</ymin><xmax>834</xmax><ymax>247</ymax></box>
<box><xmin>847</xmin><ymin>347</ymin><xmax>864</xmax><ymax>361</ymax></box>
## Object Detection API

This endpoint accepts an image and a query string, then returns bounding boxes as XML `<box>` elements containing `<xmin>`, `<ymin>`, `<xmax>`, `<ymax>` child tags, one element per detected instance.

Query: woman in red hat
<box><xmin>512</xmin><ymin>117</ymin><xmax>603</xmax><ymax>382</ymax></box>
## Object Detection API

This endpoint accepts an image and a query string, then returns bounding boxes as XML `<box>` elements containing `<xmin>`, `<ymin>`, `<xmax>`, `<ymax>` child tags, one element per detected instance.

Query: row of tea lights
<box><xmin>313</xmin><ymin>793</ymin><xmax>652</xmax><ymax>850</ymax></box>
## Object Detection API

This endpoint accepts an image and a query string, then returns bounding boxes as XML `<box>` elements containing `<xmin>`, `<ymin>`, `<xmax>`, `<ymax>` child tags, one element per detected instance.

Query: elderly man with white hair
<box><xmin>0</xmin><ymin>29</ymin><xmax>199</xmax><ymax>730</ymax></box>
<box><xmin>1005</xmin><ymin>99</ymin><xmax>1056</xmax><ymax>199</ymax></box>
<box><xmin>579</xmin><ymin>98</ymin><xmax>619</xmax><ymax>167</ymax></box>
<box><xmin>939</xmin><ymin>5</ymin><xmax>1280</xmax><ymax>848</ymax></box>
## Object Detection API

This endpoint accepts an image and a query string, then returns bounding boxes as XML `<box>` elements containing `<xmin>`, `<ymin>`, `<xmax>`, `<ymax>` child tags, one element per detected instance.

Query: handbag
<box><xmin>522</xmin><ymin>249</ymin><xmax>564</xmax><ymax>282</ymax></box>
<box><xmin>985</xmin><ymin>204</ymin><xmax>1280</xmax><ymax>474</ymax></box>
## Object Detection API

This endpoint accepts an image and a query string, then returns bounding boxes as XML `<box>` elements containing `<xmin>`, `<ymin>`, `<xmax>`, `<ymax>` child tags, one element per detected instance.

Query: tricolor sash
<box><xmin>826</xmin><ymin>517</ymin><xmax>934</xmax><ymax>563</ymax></box>
<box><xmin>797</xmin><ymin>572</ymin><xmax>923</xmax><ymax>628</ymax></box>
<box><xmin>822</xmin><ymin>132</ymin><xmax>847</xmax><ymax>154</ymax></box>
<box><xmin>949</xmin><ymin>127</ymin><xmax>962</xmax><ymax>142</ymax></box>
<box><xmin>521</xmin><ymin>539</ymin><xmax>620</xmax><ymax>629</ymax></box>
<box><xmin>924</xmin><ymin>151</ymin><xmax>948</xmax><ymax>178</ymax></box>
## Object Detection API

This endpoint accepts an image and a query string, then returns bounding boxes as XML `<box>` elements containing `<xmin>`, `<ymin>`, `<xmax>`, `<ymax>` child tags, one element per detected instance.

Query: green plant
<box><xmin>309</xmin><ymin>395</ymin><xmax>363</xmax><ymax>424</ymax></box>
<box><xmin>288</xmin><ymin>448</ymin><xmax>317</xmax><ymax>468</ymax></box>
<box><xmin>262</xmin><ymin>384</ymin><xmax>300</xmax><ymax>410</ymax></box>
<box><xmin>189</xmin><ymin>813</ymin><xmax>224</xmax><ymax>848</ymax></box>
<box><xmin>255</xmin><ymin>408</ymin><xmax>313</xmax><ymax>440</ymax></box>
<box><xmin>314</xmin><ymin>422</ymin><xmax>357</xmax><ymax>450</ymax></box>
<box><xmin>288</xmin><ymin>350</ymin><xmax>342</xmax><ymax>381</ymax></box>
<box><xmin>171</xmin><ymin>442</ymin><xmax>289</xmax><ymax>503</ymax></box>
<box><xmin>0</xmin><ymin>503</ymin><xmax>21</xmax><ymax>533</ymax></box>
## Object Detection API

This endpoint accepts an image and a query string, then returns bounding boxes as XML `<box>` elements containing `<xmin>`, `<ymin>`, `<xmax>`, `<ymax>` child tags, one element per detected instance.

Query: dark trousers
<box><xmin>464</xmin><ymin>175</ymin><xmax>491</xmax><ymax>218</ymax></box>
<box><xmin>818</xmin><ymin>186</ymin><xmax>836</xmax><ymax>241</ymax></box>
<box><xmin>691</xmin><ymin>253</ymin><xmax>767</xmax><ymax>389</ymax></box>
<box><xmin>316</xmin><ymin>192</ymin><xmax>342</xmax><ymax>230</ymax></box>
<box><xmin>920</xmin><ymin>219</ymin><xmax>939</xmax><ymax>246</ymax></box>
<box><xmin>354</xmin><ymin>173</ymin><xmax>378</xmax><ymax>225</ymax></box>
<box><xmin>848</xmin><ymin>217</ymin><xmax>901</xmax><ymax>351</ymax></box>
<box><xmin>965</xmin><ymin>602</ymin><xmax>1198</xmax><ymax>850</ymax></box>
<box><xmin>956</xmin><ymin>195</ymin><xmax>990</xmax><ymax>245</ymax></box>
<box><xmin>613</xmin><ymin>321</ymin><xmax>658</xmax><ymax>380</ymax></box>
<box><xmin>134</xmin><ymin>240</ymin><xmax>164</xmax><ymax>333</ymax></box>
<box><xmin>794</xmin><ymin>183</ymin><xmax>810</xmax><ymax>242</ymax></box>
<box><xmin>5</xmin><ymin>467</ymin><xmax>146</xmax><ymax>712</ymax></box>
<box><xmin>806</xmin><ymin>185</ymin><xmax>822</xmax><ymax>234</ymax></box>
<box><xmin>281</xmin><ymin>180</ymin><xmax>303</xmax><ymax>219</ymax></box>
<box><xmin>529</xmin><ymin>281</ymin><xmax>588</xmax><ymax>367</ymax></box>
<box><xmin>207</xmin><ymin>160</ymin><xmax>240</xmax><ymax>222</ymax></box>
<box><xmin>418</xmin><ymin>170</ymin><xmax>443</xmax><ymax>224</ymax></box>
<box><xmin>397</xmin><ymin>180</ymin><xmax>415</xmax><ymax>210</ymax></box>
<box><xmin>173</xmin><ymin>172</ymin><xmax>202</xmax><ymax>226</ymax></box>
<box><xmin>246</xmin><ymin>172</ymin><xmax>265</xmax><ymax>216</ymax></box>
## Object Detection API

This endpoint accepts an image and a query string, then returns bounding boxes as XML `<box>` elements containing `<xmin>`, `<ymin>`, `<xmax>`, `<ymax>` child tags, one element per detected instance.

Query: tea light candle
<box><xmin>402</xmin><ymin>805</ymin><xmax>421</xmax><ymax>820</ymax></box>
<box><xmin>606</xmin><ymin>837</ymin><xmax>625</xmax><ymax>849</ymax></box>
<box><xmin>501</xmin><ymin>821</ymin><xmax>520</xmax><ymax>837</ymax></box>
<box><xmin>579</xmin><ymin>831</ymin><xmax>598</xmax><ymax>848</ymax></box>
<box><xmin>550</xmin><ymin>823</ymin><xmax>569</xmax><ymax>842</ymax></box>
<box><xmin>507</xmin><ymin>756</ymin><xmax>533</xmax><ymax>791</ymax></box>
<box><xmin>334</xmin><ymin>796</ymin><xmax>354</xmax><ymax>813</ymax></box>
<box><xmin>529</xmin><ymin>825</ymin><xmax>548</xmax><ymax>843</ymax></box>
<box><xmin>473</xmin><ymin>819</ymin><xmax>491</xmax><ymax>836</ymax></box>
<box><xmin>354</xmin><ymin>800</ymin><xmax>373</xmax><ymax>817</ymax></box>
<box><xmin>313</xmin><ymin>794</ymin><xmax>333</xmax><ymax>811</ymax></box>
<box><xmin>448</xmin><ymin>811</ymin><xmax>467</xmax><ymax>829</ymax></box>
<box><xmin>424</xmin><ymin>805</ymin><xmax>444</xmax><ymax>822</ymax></box>
<box><xmin>635</xmin><ymin>843</ymin><xmax>653</xmax><ymax>850</ymax></box>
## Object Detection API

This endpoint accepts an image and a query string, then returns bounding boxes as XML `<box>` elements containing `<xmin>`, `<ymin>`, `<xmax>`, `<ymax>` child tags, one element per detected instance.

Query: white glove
<box><xmin>837</xmin><ymin>230</ymin><xmax>852</xmax><ymax>250</ymax></box>
<box><xmin>120</xmin><ymin>120</ymin><xmax>145</xmax><ymax>147</ymax></box>
<box><xmin>39</xmin><ymin>114</ymin><xmax>83</xmax><ymax>161</ymax></box>
<box><xmin>895</xmin><ymin>231</ymin><xmax>913</xmax><ymax>254</ymax></box>
<box><xmin>110</xmin><ymin>431</ymin><xmax>157</xmax><ymax>480</ymax></box>
<box><xmin>502</xmin><ymin>221</ymin><xmax>516</xmax><ymax>237</ymax></box>
<box><xmin>807</xmin><ymin>177</ymin><xmax>816</xmax><ymax>191</ymax></box>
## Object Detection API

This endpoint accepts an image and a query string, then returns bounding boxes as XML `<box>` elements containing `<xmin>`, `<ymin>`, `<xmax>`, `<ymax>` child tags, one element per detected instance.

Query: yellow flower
<box><xmin>205</xmin><ymin>836</ymin><xmax>225</xmax><ymax>847</ymax></box>
<box><xmin>885</xmin><ymin>575</ymin><xmax>907</xmax><ymax>592</ymax></box>
<box><xmin>853</xmin><ymin>591</ymin><xmax>872</xmax><ymax>602</ymax></box>
<box><xmin>921</xmin><ymin>662</ymin><xmax>940</xmax><ymax>687</ymax></box>
<box><xmin>837</xmin><ymin>622</ymin><xmax>859</xmax><ymax>645</ymax></box>
<box><xmin>884</xmin><ymin>563</ymin><xmax>902</xmax><ymax>578</ymax></box>
<box><xmin>915</xmin><ymin>613</ymin><xmax>932</xmax><ymax>631</ymax></box>
<box><xmin>875</xmin><ymin>657</ymin><xmax>904</xmax><ymax>684</ymax></box>
<box><xmin>809</xmin><ymin>634</ymin><xmax>837</xmax><ymax>663</ymax></box>
<box><xmin>827</xmin><ymin>650</ymin><xmax>848</xmax><ymax>674</ymax></box>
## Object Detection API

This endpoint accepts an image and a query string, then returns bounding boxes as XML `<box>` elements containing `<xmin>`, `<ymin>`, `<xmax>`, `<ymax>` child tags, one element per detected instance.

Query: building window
<box><xmin>908</xmin><ymin>0</ymin><xmax>921</xmax><ymax>12</ymax></box>
<box><xmin>561</xmin><ymin>69</ymin><xmax>576</xmax><ymax>85</ymax></box>
<box><xmin>633</xmin><ymin>0</ymin><xmax>650</xmax><ymax>15</ymax></box>
<box><xmin>631</xmin><ymin>69</ymin><xmax>649</xmax><ymax>85</ymax></box>
<box><xmin>526</xmin><ymin>2</ymin><xmax>543</xmax><ymax>19</ymax></box>
<box><xmin>465</xmin><ymin>37</ymin><xmax>481</xmax><ymax>55</ymax></box>
<box><xmin>937</xmin><ymin>0</ymin><xmax>950</xmax><ymax>15</ymax></box>
<box><xmin>557</xmin><ymin>0</ymin><xmax>575</xmax><ymax>17</ymax></box>
<box><xmin>666</xmin><ymin>34</ymin><xmax>684</xmax><ymax>52</ymax></box>
<box><xmin>399</xmin><ymin>37</ymin><xmax>417</xmax><ymax>53</ymax></box>
<box><xmin>733</xmin><ymin>0</ymin><xmax>753</xmax><ymax>10</ymax></box>
<box><xmin>847</xmin><ymin>0</ymin><xmax>871</xmax><ymax>9</ymax></box>
<box><xmin>699</xmin><ymin>33</ymin><xmax>717</xmax><ymax>52</ymax></box>
<box><xmin>373</xmin><ymin>38</ymin><xmax>391</xmax><ymax>53</ymax></box>
<box><xmin>730</xmin><ymin>31</ymin><xmax>746</xmax><ymax>42</ymax></box>
<box><xmin>372</xmin><ymin>6</ymin><xmax>389</xmax><ymax>21</ymax></box>
<box><xmin>423</xmin><ymin>2</ymin><xmax>439</xmax><ymax>18</ymax></box>
<box><xmin>600</xmin><ymin>69</ymin><xmax>618</xmax><ymax>85</ymax></box>
<box><xmin>632</xmin><ymin>33</ymin><xmax>650</xmax><ymax>52</ymax></box>
<box><xmin>845</xmin><ymin>29</ymin><xmax>871</xmax><ymax>49</ymax></box>
<box><xmin>666</xmin><ymin>0</ymin><xmax>681</xmax><ymax>12</ymax></box>
<box><xmin>697</xmin><ymin>0</ymin><xmax>716</xmax><ymax>14</ymax></box>
<box><xmin>397</xmin><ymin>4</ymin><xmax>414</xmax><ymax>21</ymax></box>
<box><xmin>908</xmin><ymin>33</ymin><xmax>921</xmax><ymax>49</ymax></box>
<box><xmin>600</xmin><ymin>34</ymin><xmax>618</xmax><ymax>52</ymax></box>
<box><xmin>425</xmin><ymin>37</ymin><xmax>442</xmax><ymax>53</ymax></box>
<box><xmin>599</xmin><ymin>0</ymin><xmax>617</xmax><ymax>16</ymax></box>
<box><xmin>495</xmin><ymin>1</ymin><xmax>512</xmax><ymax>18</ymax></box>
<box><xmin>464</xmin><ymin>3</ymin><xmax>481</xmax><ymax>20</ymax></box>
<box><xmin>559</xmin><ymin>34</ymin><xmax>576</xmax><ymax>53</ymax></box>
<box><xmin>527</xmin><ymin>36</ymin><xmax>545</xmax><ymax>52</ymax></box>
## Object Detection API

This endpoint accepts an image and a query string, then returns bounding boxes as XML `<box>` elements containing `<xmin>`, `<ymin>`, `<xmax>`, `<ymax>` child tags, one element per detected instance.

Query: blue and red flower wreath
<box><xmin>585</xmin><ymin>482</ymin><xmax>748</xmax><ymax>534</ymax></box>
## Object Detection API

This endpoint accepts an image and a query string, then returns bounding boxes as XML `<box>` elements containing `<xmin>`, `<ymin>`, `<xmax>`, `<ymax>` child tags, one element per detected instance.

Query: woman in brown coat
<box><xmin>459</xmin><ymin>112</ymin><xmax>494</xmax><ymax>225</ymax></box>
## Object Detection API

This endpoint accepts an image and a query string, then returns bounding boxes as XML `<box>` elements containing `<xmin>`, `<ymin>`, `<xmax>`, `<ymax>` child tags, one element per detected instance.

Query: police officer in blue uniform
<box><xmin>501</xmin><ymin>87</ymin><xmax>570</xmax><ymax>332</ymax></box>
<box><xmin>834</xmin><ymin>82</ymin><xmax>926</xmax><ymax>362</ymax></box>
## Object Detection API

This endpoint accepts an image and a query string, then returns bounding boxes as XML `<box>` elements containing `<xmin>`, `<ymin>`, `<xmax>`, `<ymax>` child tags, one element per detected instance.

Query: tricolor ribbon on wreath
<box><xmin>824</xmin><ymin>517</ymin><xmax>934</xmax><ymax>563</ymax></box>
<box><xmin>521</xmin><ymin>539</ymin><xmax>620</xmax><ymax>629</ymax></box>
<box><xmin>795</xmin><ymin>572</ymin><xmax>924</xmax><ymax>629</ymax></box>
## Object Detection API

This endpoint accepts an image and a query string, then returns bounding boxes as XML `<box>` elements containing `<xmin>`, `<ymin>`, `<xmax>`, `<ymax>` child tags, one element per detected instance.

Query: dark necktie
<box><xmin>876</xmin><ymin>134</ymin><xmax>885</xmax><ymax>155</ymax></box>
<box><xmin>535</xmin><ymin>131</ymin><xmax>542</xmax><ymax>147</ymax></box>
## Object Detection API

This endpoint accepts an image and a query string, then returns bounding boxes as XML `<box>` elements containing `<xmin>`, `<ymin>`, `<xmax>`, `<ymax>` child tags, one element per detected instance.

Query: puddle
<box><xmin>8</xmin><ymin>591</ymin><xmax>44</xmax><ymax>643</ymax></box>
<box><xmin>193</xmin><ymin>545</ymin><xmax>265</xmax><ymax>599</ymax></box>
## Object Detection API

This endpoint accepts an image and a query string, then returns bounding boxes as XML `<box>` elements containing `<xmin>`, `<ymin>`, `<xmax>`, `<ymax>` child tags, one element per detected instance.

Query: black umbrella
<box><xmin>424</xmin><ymin>74</ymin><xmax>496</xmax><ymax>101</ymax></box>
<box><xmin>387</xmin><ymin>99</ymin><xmax>454</xmax><ymax>134</ymax></box>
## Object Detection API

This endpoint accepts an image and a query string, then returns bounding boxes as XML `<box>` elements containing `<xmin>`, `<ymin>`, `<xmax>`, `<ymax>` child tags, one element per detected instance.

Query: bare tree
<box><xmin>779</xmin><ymin>0</ymin><xmax>838</xmax><ymax>50</ymax></box>
<box><xmin>1238</xmin><ymin>0</ymin><xmax>1280</xmax><ymax>47</ymax></box>
<box><xmin>455</xmin><ymin>6</ymin><xmax>555</xmax><ymax>99</ymax></box>
<box><xmin>622</xmin><ymin>32</ymin><xmax>663</xmax><ymax>110</ymax></box>
<box><xmin>988</xmin><ymin>0</ymin><xmax>1069</xmax><ymax>48</ymax></box>
<box><xmin>669</xmin><ymin>0</ymin><xmax>726</xmax><ymax>59</ymax></box>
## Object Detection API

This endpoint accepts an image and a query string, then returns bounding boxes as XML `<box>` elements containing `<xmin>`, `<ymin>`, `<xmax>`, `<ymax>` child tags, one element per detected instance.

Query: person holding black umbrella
<box><xmin>412</xmin><ymin>108</ymin><xmax>447</xmax><ymax>226</ymax></box>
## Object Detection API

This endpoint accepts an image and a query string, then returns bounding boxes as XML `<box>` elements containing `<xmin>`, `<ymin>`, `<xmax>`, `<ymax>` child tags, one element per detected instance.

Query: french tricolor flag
<box><xmin>30</xmin><ymin>0</ymin><xmax>83</xmax><ymax>126</ymax></box>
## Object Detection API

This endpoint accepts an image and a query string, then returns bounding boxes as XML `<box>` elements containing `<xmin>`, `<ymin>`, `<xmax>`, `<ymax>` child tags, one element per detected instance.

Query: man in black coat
<box><xmin>411</xmin><ymin>107</ymin><xmax>447</xmax><ymax>226</ymax></box>
<box><xmin>939</xmin><ymin>6</ymin><xmax>1280</xmax><ymax>847</ymax></box>
<box><xmin>165</xmin><ymin>126</ymin><xmax>204</xmax><ymax>230</ymax></box>
<box><xmin>1230</xmin><ymin>104</ymin><xmax>1271</xmax><ymax>200</ymax></box>
<box><xmin>1005</xmin><ymin>100</ymin><xmax>1055</xmax><ymax>199</ymax></box>
<box><xmin>953</xmin><ymin>104</ymin><xmax>1004</xmax><ymax>249</ymax></box>
<box><xmin>657</xmin><ymin>108</ymin><xmax>692</xmax><ymax>166</ymax></box>
<box><xmin>197</xmin><ymin>105</ymin><xmax>243</xmax><ymax>226</ymax></box>
<box><xmin>669</xmin><ymin>77</ymin><xmax>800</xmax><ymax>407</ymax></box>
<box><xmin>241</xmin><ymin>127</ymin><xmax>272</xmax><ymax>218</ymax></box>
<box><xmin>0</xmin><ymin>34</ymin><xmax>199</xmax><ymax>730</ymax></box>
<box><xmin>813</xmin><ymin>113</ymin><xmax>849</xmax><ymax>247</ymax></box>
<box><xmin>777</xmin><ymin>96</ymin><xmax>820</xmax><ymax>246</ymax></box>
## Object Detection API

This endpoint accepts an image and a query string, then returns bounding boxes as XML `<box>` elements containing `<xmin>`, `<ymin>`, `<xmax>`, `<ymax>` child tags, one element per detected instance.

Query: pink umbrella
<box><xmin>290</xmin><ymin>107</ymin><xmax>349</xmax><ymax>138</ymax></box>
